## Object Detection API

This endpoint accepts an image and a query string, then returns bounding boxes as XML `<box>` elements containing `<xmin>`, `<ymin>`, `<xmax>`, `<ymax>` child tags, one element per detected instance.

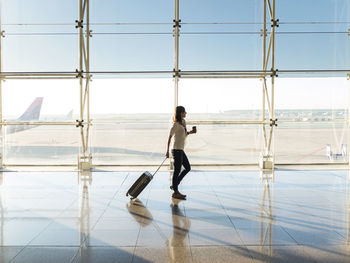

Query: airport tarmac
<box><xmin>1</xmin><ymin>117</ymin><xmax>348</xmax><ymax>166</ymax></box>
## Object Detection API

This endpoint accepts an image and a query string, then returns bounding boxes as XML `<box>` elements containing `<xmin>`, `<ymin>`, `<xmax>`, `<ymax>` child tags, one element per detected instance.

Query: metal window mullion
<box><xmin>264</xmin><ymin>36</ymin><xmax>272</xmax><ymax>71</ymax></box>
<box><xmin>267</xmin><ymin>0</ymin><xmax>273</xmax><ymax>19</ymax></box>
<box><xmin>85</xmin><ymin>0</ymin><xmax>91</xmax><ymax>154</ymax></box>
<box><xmin>82</xmin><ymin>0</ymin><xmax>87</xmax><ymax>15</ymax></box>
<box><xmin>263</xmin><ymin>126</ymin><xmax>268</xmax><ymax>150</ymax></box>
<box><xmin>79</xmin><ymin>0</ymin><xmax>84</xmax><ymax>123</ymax></box>
<box><xmin>2</xmin><ymin>122</ymin><xmax>79</xmax><ymax>126</ymax></box>
<box><xmin>0</xmin><ymin>1</ymin><xmax>3</xmax><ymax>168</ymax></box>
<box><xmin>174</xmin><ymin>0</ymin><xmax>180</xmax><ymax>107</ymax></box>
<box><xmin>262</xmin><ymin>0</ymin><xmax>266</xmax><ymax>125</ymax></box>
<box><xmin>78</xmin><ymin>0</ymin><xmax>87</xmax><ymax>155</ymax></box>
<box><xmin>271</xmin><ymin>0</ymin><xmax>276</xmax><ymax>120</ymax></box>
<box><xmin>86</xmin><ymin>0</ymin><xmax>90</xmax><ymax>125</ymax></box>
<box><xmin>82</xmin><ymin>40</ymin><xmax>88</xmax><ymax>71</ymax></box>
<box><xmin>263</xmin><ymin>79</ymin><xmax>272</xmax><ymax>115</ymax></box>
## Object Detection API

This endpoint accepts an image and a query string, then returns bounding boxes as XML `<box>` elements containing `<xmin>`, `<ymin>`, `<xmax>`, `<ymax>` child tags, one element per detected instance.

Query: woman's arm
<box><xmin>166</xmin><ymin>134</ymin><xmax>172</xmax><ymax>158</ymax></box>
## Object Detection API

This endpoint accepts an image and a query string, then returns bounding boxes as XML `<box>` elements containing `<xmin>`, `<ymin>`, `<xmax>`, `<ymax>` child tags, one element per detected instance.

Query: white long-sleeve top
<box><xmin>169</xmin><ymin>120</ymin><xmax>187</xmax><ymax>150</ymax></box>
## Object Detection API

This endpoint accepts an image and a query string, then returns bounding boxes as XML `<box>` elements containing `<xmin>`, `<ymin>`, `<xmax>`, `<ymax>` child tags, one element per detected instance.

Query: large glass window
<box><xmin>90</xmin><ymin>78</ymin><xmax>173</xmax><ymax>165</ymax></box>
<box><xmin>179</xmin><ymin>79</ymin><xmax>262</xmax><ymax>120</ymax></box>
<box><xmin>0</xmin><ymin>0</ymin><xmax>349</xmax><ymax>166</ymax></box>
<box><xmin>275</xmin><ymin>77</ymin><xmax>349</xmax><ymax>164</ymax></box>
<box><xmin>91</xmin><ymin>35</ymin><xmax>173</xmax><ymax>71</ymax></box>
<box><xmin>4</xmin><ymin>126</ymin><xmax>79</xmax><ymax>165</ymax></box>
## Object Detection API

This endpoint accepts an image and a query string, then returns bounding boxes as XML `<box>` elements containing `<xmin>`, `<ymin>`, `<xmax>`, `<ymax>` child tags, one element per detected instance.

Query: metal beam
<box><xmin>77</xmin><ymin>0</ymin><xmax>91</xmax><ymax>170</ymax></box>
<box><xmin>260</xmin><ymin>0</ymin><xmax>277</xmax><ymax>169</ymax></box>
<box><xmin>174</xmin><ymin>0</ymin><xmax>180</xmax><ymax>107</ymax></box>
<box><xmin>0</xmin><ymin>0</ymin><xmax>3</xmax><ymax>169</ymax></box>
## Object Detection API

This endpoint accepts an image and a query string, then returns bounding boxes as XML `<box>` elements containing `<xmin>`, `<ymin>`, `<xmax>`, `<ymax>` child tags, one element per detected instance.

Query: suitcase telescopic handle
<box><xmin>152</xmin><ymin>157</ymin><xmax>168</xmax><ymax>177</ymax></box>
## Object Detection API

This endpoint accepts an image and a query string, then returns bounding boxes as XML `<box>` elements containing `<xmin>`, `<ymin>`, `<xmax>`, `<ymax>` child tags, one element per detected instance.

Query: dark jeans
<box><xmin>171</xmin><ymin>149</ymin><xmax>191</xmax><ymax>192</ymax></box>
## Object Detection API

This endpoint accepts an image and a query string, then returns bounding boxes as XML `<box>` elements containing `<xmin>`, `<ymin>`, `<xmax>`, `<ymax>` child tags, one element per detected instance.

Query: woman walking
<box><xmin>166</xmin><ymin>106</ymin><xmax>196</xmax><ymax>200</ymax></box>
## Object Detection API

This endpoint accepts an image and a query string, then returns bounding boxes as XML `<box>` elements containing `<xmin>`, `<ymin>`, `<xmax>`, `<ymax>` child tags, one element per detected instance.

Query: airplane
<box><xmin>6</xmin><ymin>97</ymin><xmax>43</xmax><ymax>134</ymax></box>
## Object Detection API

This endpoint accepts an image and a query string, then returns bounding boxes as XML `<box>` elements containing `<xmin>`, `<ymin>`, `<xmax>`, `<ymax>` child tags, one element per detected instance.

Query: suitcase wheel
<box><xmin>126</xmin><ymin>192</ymin><xmax>129</xmax><ymax>197</ymax></box>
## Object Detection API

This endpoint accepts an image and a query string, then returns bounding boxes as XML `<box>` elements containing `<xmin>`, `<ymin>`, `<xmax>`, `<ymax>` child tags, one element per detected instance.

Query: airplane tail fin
<box><xmin>67</xmin><ymin>110</ymin><xmax>73</xmax><ymax>120</ymax></box>
<box><xmin>18</xmin><ymin>97</ymin><xmax>43</xmax><ymax>121</ymax></box>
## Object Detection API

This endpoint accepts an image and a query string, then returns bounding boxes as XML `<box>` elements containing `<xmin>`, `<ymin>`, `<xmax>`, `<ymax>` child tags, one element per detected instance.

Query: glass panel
<box><xmin>3</xmin><ymin>79</ymin><xmax>79</xmax><ymax>121</ymax></box>
<box><xmin>275</xmin><ymin>77</ymin><xmax>349</xmax><ymax>164</ymax></box>
<box><xmin>92</xmin><ymin>118</ymin><xmax>170</xmax><ymax>165</ymax></box>
<box><xmin>4</xmin><ymin>125</ymin><xmax>79</xmax><ymax>165</ymax></box>
<box><xmin>277</xmin><ymin>1</ymin><xmax>350</xmax><ymax>23</ymax></box>
<box><xmin>276</xmin><ymin>34</ymin><xmax>349</xmax><ymax>70</ymax></box>
<box><xmin>179</xmin><ymin>79</ymin><xmax>262</xmax><ymax>120</ymax></box>
<box><xmin>90</xmin><ymin>78</ymin><xmax>173</xmax><ymax>165</ymax></box>
<box><xmin>1</xmin><ymin>0</ymin><xmax>77</xmax><ymax>24</ymax></box>
<box><xmin>91</xmin><ymin>35</ymin><xmax>173</xmax><ymax>71</ymax></box>
<box><xmin>276</xmin><ymin>1</ymin><xmax>350</xmax><ymax>70</ymax></box>
<box><xmin>181</xmin><ymin>0</ymin><xmax>262</xmax><ymax>22</ymax></box>
<box><xmin>3</xmin><ymin>35</ymin><xmax>78</xmax><ymax>72</ymax></box>
<box><xmin>186</xmin><ymin>124</ymin><xmax>262</xmax><ymax>165</ymax></box>
<box><xmin>91</xmin><ymin>0</ymin><xmax>173</xmax><ymax>23</ymax></box>
<box><xmin>1</xmin><ymin>0</ymin><xmax>78</xmax><ymax>72</ymax></box>
<box><xmin>275</xmin><ymin>77</ymin><xmax>349</xmax><ymax>119</ymax></box>
<box><xmin>275</xmin><ymin>123</ymin><xmax>348</xmax><ymax>164</ymax></box>
<box><xmin>180</xmin><ymin>34</ymin><xmax>262</xmax><ymax>71</ymax></box>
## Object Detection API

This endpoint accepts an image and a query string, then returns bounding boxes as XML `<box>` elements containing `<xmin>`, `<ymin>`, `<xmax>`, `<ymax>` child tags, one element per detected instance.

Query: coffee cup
<box><xmin>192</xmin><ymin>126</ymin><xmax>197</xmax><ymax>133</ymax></box>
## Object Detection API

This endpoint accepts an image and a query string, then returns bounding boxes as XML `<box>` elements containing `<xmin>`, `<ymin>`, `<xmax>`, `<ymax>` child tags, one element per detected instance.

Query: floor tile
<box><xmin>10</xmin><ymin>247</ymin><xmax>78</xmax><ymax>263</ymax></box>
<box><xmin>189</xmin><ymin>228</ymin><xmax>243</xmax><ymax>246</ymax></box>
<box><xmin>72</xmin><ymin>247</ymin><xmax>136</xmax><ymax>263</ymax></box>
<box><xmin>133</xmin><ymin>246</ymin><xmax>191</xmax><ymax>263</ymax></box>
<box><xmin>191</xmin><ymin>246</ymin><xmax>254</xmax><ymax>263</ymax></box>
<box><xmin>0</xmin><ymin>219</ymin><xmax>52</xmax><ymax>246</ymax></box>
<box><xmin>0</xmin><ymin>247</ymin><xmax>24</xmax><ymax>263</ymax></box>
<box><xmin>237</xmin><ymin>226</ymin><xmax>298</xmax><ymax>246</ymax></box>
<box><xmin>89</xmin><ymin>230</ymin><xmax>140</xmax><ymax>247</ymax></box>
<box><xmin>282</xmin><ymin>226</ymin><xmax>346</xmax><ymax>246</ymax></box>
<box><xmin>302</xmin><ymin>245</ymin><xmax>350</xmax><ymax>263</ymax></box>
<box><xmin>247</xmin><ymin>245</ymin><xmax>316</xmax><ymax>263</ymax></box>
<box><xmin>29</xmin><ymin>229</ymin><xmax>82</xmax><ymax>246</ymax></box>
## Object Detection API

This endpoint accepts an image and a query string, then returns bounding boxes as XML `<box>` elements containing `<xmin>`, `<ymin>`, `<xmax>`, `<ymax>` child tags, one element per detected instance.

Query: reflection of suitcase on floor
<box><xmin>126</xmin><ymin>158</ymin><xmax>167</xmax><ymax>200</ymax></box>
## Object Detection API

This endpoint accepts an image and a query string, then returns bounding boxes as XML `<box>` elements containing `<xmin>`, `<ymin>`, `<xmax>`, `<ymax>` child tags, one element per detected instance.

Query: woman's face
<box><xmin>181</xmin><ymin>111</ymin><xmax>187</xmax><ymax>119</ymax></box>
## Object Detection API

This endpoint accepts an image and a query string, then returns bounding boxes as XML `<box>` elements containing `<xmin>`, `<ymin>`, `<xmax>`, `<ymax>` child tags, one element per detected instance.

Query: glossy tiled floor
<box><xmin>0</xmin><ymin>169</ymin><xmax>350</xmax><ymax>262</ymax></box>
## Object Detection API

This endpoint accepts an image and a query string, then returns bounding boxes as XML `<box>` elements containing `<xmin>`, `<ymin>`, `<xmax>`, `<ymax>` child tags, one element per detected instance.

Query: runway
<box><xmin>2</xmin><ymin>113</ymin><xmax>348</xmax><ymax>165</ymax></box>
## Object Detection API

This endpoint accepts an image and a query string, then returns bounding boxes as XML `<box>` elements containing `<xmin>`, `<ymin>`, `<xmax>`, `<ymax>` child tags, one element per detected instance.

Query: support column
<box><xmin>169</xmin><ymin>0</ymin><xmax>181</xmax><ymax>170</ymax></box>
<box><xmin>260</xmin><ymin>0</ymin><xmax>278</xmax><ymax>172</ymax></box>
<box><xmin>0</xmin><ymin>1</ymin><xmax>3</xmax><ymax>169</ymax></box>
<box><xmin>173</xmin><ymin>0</ymin><xmax>180</xmax><ymax>108</ymax></box>
<box><xmin>77</xmin><ymin>0</ymin><xmax>92</xmax><ymax>170</ymax></box>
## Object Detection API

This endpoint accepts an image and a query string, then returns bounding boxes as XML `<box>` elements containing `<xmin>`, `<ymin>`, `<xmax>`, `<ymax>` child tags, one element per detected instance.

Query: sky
<box><xmin>0</xmin><ymin>0</ymin><xmax>350</xmax><ymax>115</ymax></box>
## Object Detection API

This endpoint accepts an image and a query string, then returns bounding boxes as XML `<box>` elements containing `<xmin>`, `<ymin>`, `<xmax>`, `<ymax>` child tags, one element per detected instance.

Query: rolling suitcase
<box><xmin>126</xmin><ymin>157</ymin><xmax>167</xmax><ymax>200</ymax></box>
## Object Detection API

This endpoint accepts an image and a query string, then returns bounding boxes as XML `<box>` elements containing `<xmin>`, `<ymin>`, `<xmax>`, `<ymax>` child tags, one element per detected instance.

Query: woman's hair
<box><xmin>173</xmin><ymin>106</ymin><xmax>186</xmax><ymax>123</ymax></box>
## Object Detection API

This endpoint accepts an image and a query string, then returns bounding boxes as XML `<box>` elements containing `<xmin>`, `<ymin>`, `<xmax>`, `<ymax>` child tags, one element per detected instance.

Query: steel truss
<box><xmin>0</xmin><ymin>1</ymin><xmax>3</xmax><ymax>168</ymax></box>
<box><xmin>76</xmin><ymin>0</ymin><xmax>92</xmax><ymax>169</ymax></box>
<box><xmin>260</xmin><ymin>0</ymin><xmax>277</xmax><ymax>170</ymax></box>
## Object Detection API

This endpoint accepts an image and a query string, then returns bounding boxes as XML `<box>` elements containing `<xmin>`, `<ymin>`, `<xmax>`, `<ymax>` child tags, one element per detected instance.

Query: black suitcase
<box><xmin>126</xmin><ymin>158</ymin><xmax>167</xmax><ymax>200</ymax></box>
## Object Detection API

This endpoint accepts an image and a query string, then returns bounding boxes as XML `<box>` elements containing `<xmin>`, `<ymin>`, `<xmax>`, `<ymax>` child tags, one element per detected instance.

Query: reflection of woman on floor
<box><xmin>166</xmin><ymin>106</ymin><xmax>196</xmax><ymax>200</ymax></box>
<box><xmin>166</xmin><ymin>199</ymin><xmax>191</xmax><ymax>262</ymax></box>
